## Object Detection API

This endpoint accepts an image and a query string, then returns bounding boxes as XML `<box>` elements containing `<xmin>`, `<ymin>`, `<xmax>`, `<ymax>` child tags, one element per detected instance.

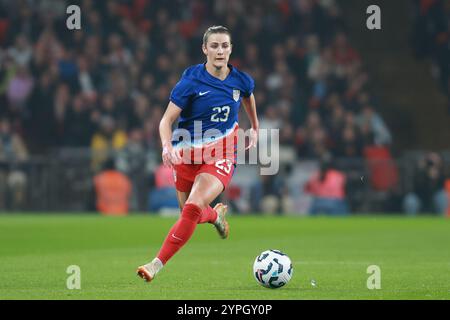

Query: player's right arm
<box><xmin>159</xmin><ymin>102</ymin><xmax>183</xmax><ymax>168</ymax></box>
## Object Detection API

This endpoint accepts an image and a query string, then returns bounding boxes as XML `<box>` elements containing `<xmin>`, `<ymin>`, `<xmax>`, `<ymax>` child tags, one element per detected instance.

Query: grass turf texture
<box><xmin>0</xmin><ymin>214</ymin><xmax>449</xmax><ymax>300</ymax></box>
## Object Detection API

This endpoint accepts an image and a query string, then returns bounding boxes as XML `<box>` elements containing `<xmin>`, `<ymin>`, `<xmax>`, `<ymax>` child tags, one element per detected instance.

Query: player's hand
<box><xmin>245</xmin><ymin>127</ymin><xmax>258</xmax><ymax>150</ymax></box>
<box><xmin>162</xmin><ymin>144</ymin><xmax>182</xmax><ymax>168</ymax></box>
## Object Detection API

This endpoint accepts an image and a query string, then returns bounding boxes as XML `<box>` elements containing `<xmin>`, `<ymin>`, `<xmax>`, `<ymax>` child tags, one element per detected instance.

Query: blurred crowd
<box><xmin>0</xmin><ymin>0</ymin><xmax>447</xmax><ymax>214</ymax></box>
<box><xmin>412</xmin><ymin>0</ymin><xmax>450</xmax><ymax>112</ymax></box>
<box><xmin>0</xmin><ymin>0</ymin><xmax>391</xmax><ymax>160</ymax></box>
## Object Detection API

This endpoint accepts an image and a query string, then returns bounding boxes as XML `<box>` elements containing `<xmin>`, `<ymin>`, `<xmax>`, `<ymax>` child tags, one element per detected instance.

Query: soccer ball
<box><xmin>253</xmin><ymin>249</ymin><xmax>293</xmax><ymax>289</ymax></box>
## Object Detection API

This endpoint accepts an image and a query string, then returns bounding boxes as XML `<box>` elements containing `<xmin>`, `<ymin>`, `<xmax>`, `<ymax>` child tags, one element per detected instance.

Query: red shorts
<box><xmin>172</xmin><ymin>125</ymin><xmax>238</xmax><ymax>192</ymax></box>
<box><xmin>173</xmin><ymin>159</ymin><xmax>235</xmax><ymax>192</ymax></box>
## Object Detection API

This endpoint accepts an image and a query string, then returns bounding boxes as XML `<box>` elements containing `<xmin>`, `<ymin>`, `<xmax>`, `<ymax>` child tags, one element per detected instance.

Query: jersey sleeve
<box><xmin>241</xmin><ymin>72</ymin><xmax>255</xmax><ymax>98</ymax></box>
<box><xmin>169</xmin><ymin>74</ymin><xmax>193</xmax><ymax>110</ymax></box>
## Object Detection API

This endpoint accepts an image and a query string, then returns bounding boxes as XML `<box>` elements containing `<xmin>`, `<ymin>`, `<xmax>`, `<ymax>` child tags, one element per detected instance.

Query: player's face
<box><xmin>203</xmin><ymin>33</ymin><xmax>232</xmax><ymax>69</ymax></box>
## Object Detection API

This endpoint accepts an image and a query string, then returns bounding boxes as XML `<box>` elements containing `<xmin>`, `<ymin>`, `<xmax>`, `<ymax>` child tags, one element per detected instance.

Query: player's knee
<box><xmin>181</xmin><ymin>202</ymin><xmax>203</xmax><ymax>222</ymax></box>
<box><xmin>185</xmin><ymin>198</ymin><xmax>207</xmax><ymax>210</ymax></box>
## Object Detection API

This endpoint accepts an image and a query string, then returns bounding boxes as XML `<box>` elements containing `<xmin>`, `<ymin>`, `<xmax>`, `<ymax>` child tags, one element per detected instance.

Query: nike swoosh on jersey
<box><xmin>199</xmin><ymin>91</ymin><xmax>210</xmax><ymax>96</ymax></box>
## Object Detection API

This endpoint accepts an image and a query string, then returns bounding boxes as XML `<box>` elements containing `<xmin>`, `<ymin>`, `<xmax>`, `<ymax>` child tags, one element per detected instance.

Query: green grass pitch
<box><xmin>0</xmin><ymin>214</ymin><xmax>449</xmax><ymax>300</ymax></box>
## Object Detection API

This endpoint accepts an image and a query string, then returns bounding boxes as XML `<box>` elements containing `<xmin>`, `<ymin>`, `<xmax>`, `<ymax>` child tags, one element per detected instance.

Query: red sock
<box><xmin>198</xmin><ymin>206</ymin><xmax>218</xmax><ymax>224</ymax></box>
<box><xmin>157</xmin><ymin>203</ymin><xmax>202</xmax><ymax>264</ymax></box>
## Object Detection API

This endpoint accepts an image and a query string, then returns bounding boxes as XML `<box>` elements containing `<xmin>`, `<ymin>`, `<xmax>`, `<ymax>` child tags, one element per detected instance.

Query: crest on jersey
<box><xmin>233</xmin><ymin>89</ymin><xmax>240</xmax><ymax>102</ymax></box>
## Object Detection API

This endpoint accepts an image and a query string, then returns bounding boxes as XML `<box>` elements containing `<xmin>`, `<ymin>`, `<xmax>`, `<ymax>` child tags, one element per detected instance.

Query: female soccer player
<box><xmin>137</xmin><ymin>26</ymin><xmax>259</xmax><ymax>282</ymax></box>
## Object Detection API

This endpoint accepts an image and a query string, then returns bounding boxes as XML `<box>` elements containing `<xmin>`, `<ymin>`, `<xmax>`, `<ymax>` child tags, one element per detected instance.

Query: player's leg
<box><xmin>137</xmin><ymin>172</ymin><xmax>193</xmax><ymax>282</ymax></box>
<box><xmin>173</xmin><ymin>165</ymin><xmax>220</xmax><ymax>224</ymax></box>
<box><xmin>137</xmin><ymin>173</ymin><xmax>225</xmax><ymax>282</ymax></box>
<box><xmin>137</xmin><ymin>173</ymin><xmax>227</xmax><ymax>282</ymax></box>
<box><xmin>151</xmin><ymin>188</ymin><xmax>218</xmax><ymax>257</ymax></box>
<box><xmin>176</xmin><ymin>189</ymin><xmax>189</xmax><ymax>208</ymax></box>
<box><xmin>157</xmin><ymin>190</ymin><xmax>190</xmax><ymax>257</ymax></box>
<box><xmin>151</xmin><ymin>188</ymin><xmax>223</xmax><ymax>267</ymax></box>
<box><xmin>156</xmin><ymin>173</ymin><xmax>224</xmax><ymax>262</ymax></box>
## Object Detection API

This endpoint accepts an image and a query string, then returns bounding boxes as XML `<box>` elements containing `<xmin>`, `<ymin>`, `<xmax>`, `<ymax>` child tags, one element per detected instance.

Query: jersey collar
<box><xmin>202</xmin><ymin>63</ymin><xmax>234</xmax><ymax>83</ymax></box>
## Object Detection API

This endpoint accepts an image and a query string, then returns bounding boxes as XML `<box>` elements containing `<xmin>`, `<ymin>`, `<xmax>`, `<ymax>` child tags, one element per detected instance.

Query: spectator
<box><xmin>128</xmin><ymin>94</ymin><xmax>150</xmax><ymax>130</ymax></box>
<box><xmin>221</xmin><ymin>183</ymin><xmax>242</xmax><ymax>214</ymax></box>
<box><xmin>403</xmin><ymin>152</ymin><xmax>447</xmax><ymax>215</ymax></box>
<box><xmin>7</xmin><ymin>34</ymin><xmax>32</xmax><ymax>67</ymax></box>
<box><xmin>6</xmin><ymin>64</ymin><xmax>34</xmax><ymax>111</ymax></box>
<box><xmin>357</xmin><ymin>105</ymin><xmax>392</xmax><ymax>146</ymax></box>
<box><xmin>116</xmin><ymin>128</ymin><xmax>148</xmax><ymax>211</ymax></box>
<box><xmin>332</xmin><ymin>32</ymin><xmax>360</xmax><ymax>70</ymax></box>
<box><xmin>148</xmin><ymin>163</ymin><xmax>178</xmax><ymax>212</ymax></box>
<box><xmin>334</xmin><ymin>124</ymin><xmax>363</xmax><ymax>158</ymax></box>
<box><xmin>64</xmin><ymin>94</ymin><xmax>95</xmax><ymax>148</ymax></box>
<box><xmin>304</xmin><ymin>158</ymin><xmax>348</xmax><ymax>215</ymax></box>
<box><xmin>90</xmin><ymin>115</ymin><xmax>127</xmax><ymax>172</ymax></box>
<box><xmin>363</xmin><ymin>138</ymin><xmax>399</xmax><ymax>192</ymax></box>
<box><xmin>250</xmin><ymin>173</ymin><xmax>284</xmax><ymax>215</ymax></box>
<box><xmin>76</xmin><ymin>55</ymin><xmax>97</xmax><ymax>100</ymax></box>
<box><xmin>106</xmin><ymin>33</ymin><xmax>132</xmax><ymax>68</ymax></box>
<box><xmin>297</xmin><ymin>111</ymin><xmax>330</xmax><ymax>158</ymax></box>
<box><xmin>93</xmin><ymin>158</ymin><xmax>132</xmax><ymax>216</ymax></box>
<box><xmin>24</xmin><ymin>71</ymin><xmax>55</xmax><ymax>153</ymax></box>
<box><xmin>142</xmin><ymin>107</ymin><xmax>163</xmax><ymax>149</ymax></box>
<box><xmin>97</xmin><ymin>92</ymin><xmax>119</xmax><ymax>121</ymax></box>
<box><xmin>0</xmin><ymin>117</ymin><xmax>28</xmax><ymax>210</ymax></box>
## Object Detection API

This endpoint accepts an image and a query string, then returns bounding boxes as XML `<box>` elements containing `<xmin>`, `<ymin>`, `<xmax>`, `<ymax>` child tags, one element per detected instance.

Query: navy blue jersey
<box><xmin>170</xmin><ymin>63</ymin><xmax>254</xmax><ymax>147</ymax></box>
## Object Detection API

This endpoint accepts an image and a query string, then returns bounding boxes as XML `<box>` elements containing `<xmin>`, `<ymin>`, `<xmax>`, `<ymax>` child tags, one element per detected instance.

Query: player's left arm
<box><xmin>242</xmin><ymin>93</ymin><xmax>259</xmax><ymax>150</ymax></box>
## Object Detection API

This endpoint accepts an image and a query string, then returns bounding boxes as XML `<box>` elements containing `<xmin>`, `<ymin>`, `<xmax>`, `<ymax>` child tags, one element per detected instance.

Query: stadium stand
<box><xmin>0</xmin><ymin>0</ymin><xmax>447</xmax><ymax>214</ymax></box>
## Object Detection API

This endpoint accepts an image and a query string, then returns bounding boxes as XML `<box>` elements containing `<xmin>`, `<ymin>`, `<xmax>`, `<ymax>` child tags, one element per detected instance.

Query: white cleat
<box><xmin>213</xmin><ymin>203</ymin><xmax>229</xmax><ymax>239</ymax></box>
<box><xmin>137</xmin><ymin>258</ymin><xmax>163</xmax><ymax>283</ymax></box>
<box><xmin>136</xmin><ymin>265</ymin><xmax>154</xmax><ymax>283</ymax></box>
